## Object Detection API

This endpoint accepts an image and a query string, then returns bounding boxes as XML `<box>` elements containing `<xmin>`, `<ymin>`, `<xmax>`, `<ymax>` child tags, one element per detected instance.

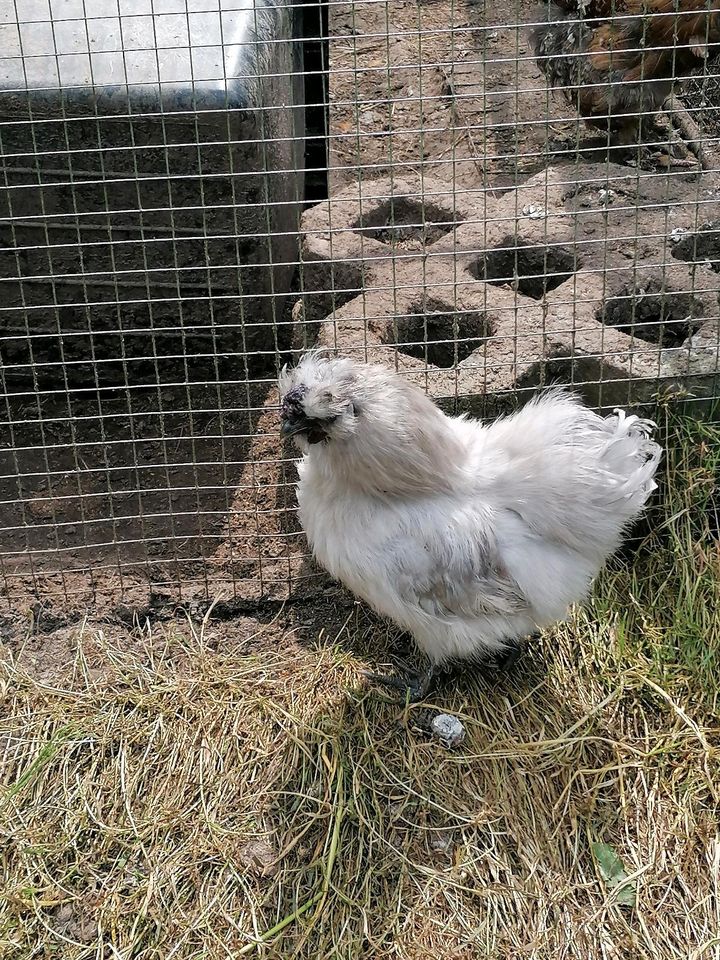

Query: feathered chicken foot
<box><xmin>494</xmin><ymin>636</ymin><xmax>530</xmax><ymax>672</ymax></box>
<box><xmin>599</xmin><ymin>111</ymin><xmax>699</xmax><ymax>169</ymax></box>
<box><xmin>362</xmin><ymin>635</ymin><xmax>533</xmax><ymax>702</ymax></box>
<box><xmin>610</xmin><ymin>118</ymin><xmax>696</xmax><ymax>170</ymax></box>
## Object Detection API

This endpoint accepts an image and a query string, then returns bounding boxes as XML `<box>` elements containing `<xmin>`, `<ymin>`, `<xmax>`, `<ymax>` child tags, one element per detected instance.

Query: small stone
<box><xmin>598</xmin><ymin>189</ymin><xmax>616</xmax><ymax>205</ymax></box>
<box><xmin>430</xmin><ymin>713</ymin><xmax>466</xmax><ymax>748</ymax></box>
<box><xmin>522</xmin><ymin>203</ymin><xmax>546</xmax><ymax>219</ymax></box>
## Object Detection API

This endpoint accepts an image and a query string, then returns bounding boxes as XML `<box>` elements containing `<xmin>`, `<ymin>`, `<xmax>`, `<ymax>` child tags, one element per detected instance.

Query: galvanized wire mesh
<box><xmin>0</xmin><ymin>0</ymin><xmax>718</xmax><ymax>614</ymax></box>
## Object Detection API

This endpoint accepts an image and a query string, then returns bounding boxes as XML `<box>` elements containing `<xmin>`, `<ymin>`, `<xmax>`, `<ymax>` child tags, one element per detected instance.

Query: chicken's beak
<box><xmin>280</xmin><ymin>415</ymin><xmax>308</xmax><ymax>438</ymax></box>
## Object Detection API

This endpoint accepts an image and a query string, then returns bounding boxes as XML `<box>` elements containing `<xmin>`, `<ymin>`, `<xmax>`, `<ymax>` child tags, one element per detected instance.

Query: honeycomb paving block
<box><xmin>299</xmin><ymin>173</ymin><xmax>485</xmax><ymax>324</ymax></box>
<box><xmin>302</xmin><ymin>173</ymin><xmax>481</xmax><ymax>258</ymax></box>
<box><xmin>297</xmin><ymin>163</ymin><xmax>720</xmax><ymax>408</ymax></box>
<box><xmin>658</xmin><ymin>327</ymin><xmax>720</xmax><ymax>389</ymax></box>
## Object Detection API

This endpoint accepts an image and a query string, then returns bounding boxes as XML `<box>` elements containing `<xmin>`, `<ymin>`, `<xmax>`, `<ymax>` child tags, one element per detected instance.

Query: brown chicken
<box><xmin>530</xmin><ymin>0</ymin><xmax>720</xmax><ymax>159</ymax></box>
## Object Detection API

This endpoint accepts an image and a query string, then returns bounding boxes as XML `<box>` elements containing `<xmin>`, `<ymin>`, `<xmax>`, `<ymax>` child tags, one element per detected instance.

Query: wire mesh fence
<box><xmin>0</xmin><ymin>0</ymin><xmax>718</xmax><ymax>615</ymax></box>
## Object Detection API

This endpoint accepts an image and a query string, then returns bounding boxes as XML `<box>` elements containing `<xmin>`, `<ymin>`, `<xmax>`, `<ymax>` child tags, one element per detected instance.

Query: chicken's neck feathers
<box><xmin>307</xmin><ymin>405</ymin><xmax>469</xmax><ymax>499</ymax></box>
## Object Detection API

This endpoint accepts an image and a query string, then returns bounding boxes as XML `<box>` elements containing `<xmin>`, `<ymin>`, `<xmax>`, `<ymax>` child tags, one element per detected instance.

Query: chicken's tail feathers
<box><xmin>601</xmin><ymin>408</ymin><xmax>662</xmax><ymax>507</ymax></box>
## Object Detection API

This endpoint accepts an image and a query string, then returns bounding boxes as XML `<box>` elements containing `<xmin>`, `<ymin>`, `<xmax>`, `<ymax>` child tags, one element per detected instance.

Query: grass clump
<box><xmin>1</xmin><ymin>403</ymin><xmax>718</xmax><ymax>959</ymax></box>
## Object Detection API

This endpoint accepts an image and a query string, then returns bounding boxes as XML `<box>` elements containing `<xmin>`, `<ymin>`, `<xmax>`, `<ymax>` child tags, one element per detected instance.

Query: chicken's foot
<box><xmin>608</xmin><ymin>115</ymin><xmax>699</xmax><ymax>169</ymax></box>
<box><xmin>361</xmin><ymin>662</ymin><xmax>441</xmax><ymax>703</ymax></box>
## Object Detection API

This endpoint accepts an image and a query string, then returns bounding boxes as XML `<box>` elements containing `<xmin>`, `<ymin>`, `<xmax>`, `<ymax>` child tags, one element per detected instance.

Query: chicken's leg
<box><xmin>493</xmin><ymin>634</ymin><xmax>533</xmax><ymax>671</ymax></box>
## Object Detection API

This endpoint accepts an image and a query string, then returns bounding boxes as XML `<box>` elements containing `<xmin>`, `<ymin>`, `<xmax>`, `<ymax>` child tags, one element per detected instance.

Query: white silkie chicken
<box><xmin>279</xmin><ymin>352</ymin><xmax>662</xmax><ymax>699</ymax></box>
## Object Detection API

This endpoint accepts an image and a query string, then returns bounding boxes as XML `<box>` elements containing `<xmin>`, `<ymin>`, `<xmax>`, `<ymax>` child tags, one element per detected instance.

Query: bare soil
<box><xmin>327</xmin><ymin>0</ymin><xmax>578</xmax><ymax>191</ymax></box>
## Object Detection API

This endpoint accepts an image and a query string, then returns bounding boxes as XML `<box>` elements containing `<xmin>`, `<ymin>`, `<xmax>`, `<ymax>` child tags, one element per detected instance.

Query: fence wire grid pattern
<box><xmin>0</xmin><ymin>0</ymin><xmax>718</xmax><ymax>612</ymax></box>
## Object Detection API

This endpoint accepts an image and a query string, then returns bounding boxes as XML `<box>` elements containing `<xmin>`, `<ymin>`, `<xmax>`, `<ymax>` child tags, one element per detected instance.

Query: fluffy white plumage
<box><xmin>279</xmin><ymin>352</ymin><xmax>662</xmax><ymax>667</ymax></box>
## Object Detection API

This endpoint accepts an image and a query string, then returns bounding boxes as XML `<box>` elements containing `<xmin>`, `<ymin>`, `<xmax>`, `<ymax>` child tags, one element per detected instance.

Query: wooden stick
<box><xmin>664</xmin><ymin>93</ymin><xmax>719</xmax><ymax>172</ymax></box>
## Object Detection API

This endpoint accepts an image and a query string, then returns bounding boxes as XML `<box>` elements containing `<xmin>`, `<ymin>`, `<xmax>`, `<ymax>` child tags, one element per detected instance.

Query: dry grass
<box><xmin>1</xmin><ymin>403</ymin><xmax>719</xmax><ymax>960</ymax></box>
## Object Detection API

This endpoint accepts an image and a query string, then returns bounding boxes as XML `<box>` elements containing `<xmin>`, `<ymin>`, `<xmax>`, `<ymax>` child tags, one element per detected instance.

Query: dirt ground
<box><xmin>327</xmin><ymin>0</ymin><xmax>575</xmax><ymax>192</ymax></box>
